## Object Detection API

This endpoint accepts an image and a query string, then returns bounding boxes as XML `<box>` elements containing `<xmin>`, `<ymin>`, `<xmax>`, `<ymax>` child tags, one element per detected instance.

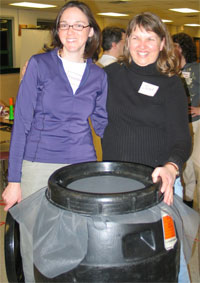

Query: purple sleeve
<box><xmin>8</xmin><ymin>57</ymin><xmax>39</xmax><ymax>182</ymax></box>
<box><xmin>90</xmin><ymin>71</ymin><xmax>108</xmax><ymax>138</ymax></box>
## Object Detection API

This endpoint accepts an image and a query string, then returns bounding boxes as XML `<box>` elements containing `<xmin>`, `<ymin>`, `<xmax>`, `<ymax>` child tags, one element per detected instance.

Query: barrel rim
<box><xmin>46</xmin><ymin>161</ymin><xmax>163</xmax><ymax>215</ymax></box>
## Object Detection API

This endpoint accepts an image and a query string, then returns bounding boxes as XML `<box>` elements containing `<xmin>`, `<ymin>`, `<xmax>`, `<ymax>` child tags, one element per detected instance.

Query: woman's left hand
<box><xmin>151</xmin><ymin>164</ymin><xmax>177</xmax><ymax>206</ymax></box>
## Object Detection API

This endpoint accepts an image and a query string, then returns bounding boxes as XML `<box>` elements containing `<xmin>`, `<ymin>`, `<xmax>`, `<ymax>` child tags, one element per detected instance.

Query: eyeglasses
<box><xmin>59</xmin><ymin>23</ymin><xmax>90</xmax><ymax>31</ymax></box>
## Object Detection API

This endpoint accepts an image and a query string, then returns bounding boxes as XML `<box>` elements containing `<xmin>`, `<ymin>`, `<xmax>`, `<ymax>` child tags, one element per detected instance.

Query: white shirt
<box><xmin>96</xmin><ymin>54</ymin><xmax>117</xmax><ymax>67</ymax></box>
<box><xmin>59</xmin><ymin>55</ymin><xmax>86</xmax><ymax>94</ymax></box>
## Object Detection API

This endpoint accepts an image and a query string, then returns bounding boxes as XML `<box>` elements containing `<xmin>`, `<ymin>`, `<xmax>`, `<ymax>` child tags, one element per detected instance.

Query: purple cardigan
<box><xmin>8</xmin><ymin>49</ymin><xmax>108</xmax><ymax>182</ymax></box>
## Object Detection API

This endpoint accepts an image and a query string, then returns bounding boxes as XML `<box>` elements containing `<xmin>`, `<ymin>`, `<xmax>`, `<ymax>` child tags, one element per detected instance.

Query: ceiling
<box><xmin>0</xmin><ymin>0</ymin><xmax>200</xmax><ymax>27</ymax></box>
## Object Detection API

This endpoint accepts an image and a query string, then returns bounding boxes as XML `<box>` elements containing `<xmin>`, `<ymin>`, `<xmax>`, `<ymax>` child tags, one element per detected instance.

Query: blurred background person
<box><xmin>172</xmin><ymin>32</ymin><xmax>200</xmax><ymax>209</ymax></box>
<box><xmin>96</xmin><ymin>26</ymin><xmax>126</xmax><ymax>67</ymax></box>
<box><xmin>0</xmin><ymin>100</ymin><xmax>8</xmax><ymax>116</ymax></box>
<box><xmin>92</xmin><ymin>26</ymin><xmax>126</xmax><ymax>159</ymax></box>
<box><xmin>191</xmin><ymin>119</ymin><xmax>200</xmax><ymax>212</ymax></box>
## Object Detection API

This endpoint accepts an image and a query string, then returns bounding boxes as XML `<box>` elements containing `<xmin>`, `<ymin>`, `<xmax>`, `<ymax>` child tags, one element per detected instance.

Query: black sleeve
<box><xmin>165</xmin><ymin>76</ymin><xmax>192</xmax><ymax>172</ymax></box>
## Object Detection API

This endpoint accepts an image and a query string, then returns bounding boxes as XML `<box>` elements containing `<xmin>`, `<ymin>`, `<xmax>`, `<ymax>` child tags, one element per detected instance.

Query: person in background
<box><xmin>91</xmin><ymin>26</ymin><xmax>126</xmax><ymax>159</ymax></box>
<box><xmin>102</xmin><ymin>12</ymin><xmax>192</xmax><ymax>283</ymax></box>
<box><xmin>96</xmin><ymin>26</ymin><xmax>126</xmax><ymax>67</ymax></box>
<box><xmin>172</xmin><ymin>32</ymin><xmax>200</xmax><ymax>209</ymax></box>
<box><xmin>2</xmin><ymin>1</ymin><xmax>107</xmax><ymax>282</ymax></box>
<box><xmin>191</xmin><ymin>119</ymin><xmax>200</xmax><ymax>212</ymax></box>
<box><xmin>0</xmin><ymin>100</ymin><xmax>7</xmax><ymax>115</ymax></box>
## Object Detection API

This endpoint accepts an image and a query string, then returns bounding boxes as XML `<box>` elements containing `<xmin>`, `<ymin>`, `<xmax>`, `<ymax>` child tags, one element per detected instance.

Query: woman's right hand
<box><xmin>2</xmin><ymin>182</ymin><xmax>22</xmax><ymax>211</ymax></box>
<box><xmin>152</xmin><ymin>164</ymin><xmax>177</xmax><ymax>206</ymax></box>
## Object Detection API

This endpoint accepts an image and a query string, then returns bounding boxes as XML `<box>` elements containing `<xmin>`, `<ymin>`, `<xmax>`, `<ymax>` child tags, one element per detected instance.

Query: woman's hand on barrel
<box><xmin>2</xmin><ymin>182</ymin><xmax>22</xmax><ymax>211</ymax></box>
<box><xmin>152</xmin><ymin>165</ymin><xmax>177</xmax><ymax>206</ymax></box>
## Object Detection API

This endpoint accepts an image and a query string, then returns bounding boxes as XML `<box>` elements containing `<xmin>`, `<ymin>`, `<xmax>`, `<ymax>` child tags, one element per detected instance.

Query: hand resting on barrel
<box><xmin>2</xmin><ymin>182</ymin><xmax>22</xmax><ymax>211</ymax></box>
<box><xmin>152</xmin><ymin>163</ymin><xmax>178</xmax><ymax>206</ymax></box>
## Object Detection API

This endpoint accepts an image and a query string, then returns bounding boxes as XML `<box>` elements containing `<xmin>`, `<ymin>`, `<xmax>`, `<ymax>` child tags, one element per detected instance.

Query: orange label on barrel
<box><xmin>161</xmin><ymin>212</ymin><xmax>177</xmax><ymax>251</ymax></box>
<box><xmin>162</xmin><ymin>215</ymin><xmax>176</xmax><ymax>240</ymax></box>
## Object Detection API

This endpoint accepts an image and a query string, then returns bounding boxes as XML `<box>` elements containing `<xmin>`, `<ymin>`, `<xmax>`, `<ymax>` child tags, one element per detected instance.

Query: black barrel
<box><xmin>34</xmin><ymin>161</ymin><xmax>180</xmax><ymax>282</ymax></box>
<box><xmin>4</xmin><ymin>211</ymin><xmax>24</xmax><ymax>283</ymax></box>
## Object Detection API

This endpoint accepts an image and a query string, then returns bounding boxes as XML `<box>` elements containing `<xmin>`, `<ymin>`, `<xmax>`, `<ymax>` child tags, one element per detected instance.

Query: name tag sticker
<box><xmin>182</xmin><ymin>71</ymin><xmax>190</xmax><ymax>79</ymax></box>
<box><xmin>138</xmin><ymin>82</ymin><xmax>159</xmax><ymax>96</ymax></box>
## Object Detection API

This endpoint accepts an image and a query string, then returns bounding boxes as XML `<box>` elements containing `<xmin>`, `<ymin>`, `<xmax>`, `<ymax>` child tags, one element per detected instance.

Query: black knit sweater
<box><xmin>102</xmin><ymin>60</ymin><xmax>192</xmax><ymax>171</ymax></box>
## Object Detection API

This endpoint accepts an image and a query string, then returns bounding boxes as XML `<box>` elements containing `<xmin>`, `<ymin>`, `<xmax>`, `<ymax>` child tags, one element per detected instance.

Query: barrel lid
<box><xmin>46</xmin><ymin>161</ymin><xmax>163</xmax><ymax>216</ymax></box>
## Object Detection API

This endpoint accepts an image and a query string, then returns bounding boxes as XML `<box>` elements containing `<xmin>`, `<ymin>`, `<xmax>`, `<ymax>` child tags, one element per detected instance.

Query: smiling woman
<box><xmin>2</xmin><ymin>1</ymin><xmax>108</xmax><ymax>282</ymax></box>
<box><xmin>57</xmin><ymin>7</ymin><xmax>94</xmax><ymax>62</ymax></box>
<box><xmin>128</xmin><ymin>26</ymin><xmax>165</xmax><ymax>66</ymax></box>
<box><xmin>52</xmin><ymin>1</ymin><xmax>101</xmax><ymax>60</ymax></box>
<box><xmin>102</xmin><ymin>12</ymin><xmax>192</xmax><ymax>283</ymax></box>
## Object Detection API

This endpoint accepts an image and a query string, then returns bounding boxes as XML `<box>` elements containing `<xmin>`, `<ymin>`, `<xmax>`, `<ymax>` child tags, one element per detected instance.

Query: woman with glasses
<box><xmin>2</xmin><ymin>1</ymin><xmax>107</xmax><ymax>281</ymax></box>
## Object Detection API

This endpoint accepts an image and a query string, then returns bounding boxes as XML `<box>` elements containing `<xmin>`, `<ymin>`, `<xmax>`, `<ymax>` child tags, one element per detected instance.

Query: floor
<box><xmin>0</xmin><ymin>129</ymin><xmax>200</xmax><ymax>283</ymax></box>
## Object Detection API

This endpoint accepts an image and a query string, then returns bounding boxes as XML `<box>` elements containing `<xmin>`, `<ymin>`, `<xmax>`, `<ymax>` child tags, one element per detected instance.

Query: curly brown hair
<box><xmin>172</xmin><ymin>33</ymin><xmax>197</xmax><ymax>63</ymax></box>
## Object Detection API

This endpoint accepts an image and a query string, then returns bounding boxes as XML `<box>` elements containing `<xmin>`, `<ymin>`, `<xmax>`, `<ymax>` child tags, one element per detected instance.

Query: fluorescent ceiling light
<box><xmin>162</xmin><ymin>19</ymin><xmax>173</xmax><ymax>23</ymax></box>
<box><xmin>184</xmin><ymin>24</ymin><xmax>200</xmax><ymax>27</ymax></box>
<box><xmin>169</xmin><ymin>8</ymin><xmax>199</xmax><ymax>13</ymax></box>
<box><xmin>10</xmin><ymin>2</ymin><xmax>56</xmax><ymax>8</ymax></box>
<box><xmin>97</xmin><ymin>12</ymin><xmax>129</xmax><ymax>17</ymax></box>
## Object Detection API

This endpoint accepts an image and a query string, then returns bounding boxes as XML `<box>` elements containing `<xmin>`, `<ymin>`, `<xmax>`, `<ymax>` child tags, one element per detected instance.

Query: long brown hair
<box><xmin>52</xmin><ymin>1</ymin><xmax>101</xmax><ymax>59</ymax></box>
<box><xmin>120</xmin><ymin>12</ymin><xmax>179</xmax><ymax>76</ymax></box>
